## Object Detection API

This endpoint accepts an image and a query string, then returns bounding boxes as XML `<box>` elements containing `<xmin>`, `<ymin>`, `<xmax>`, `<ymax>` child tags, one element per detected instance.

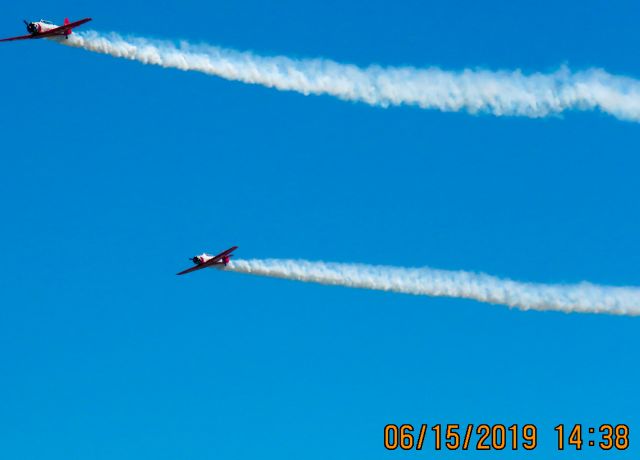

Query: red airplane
<box><xmin>0</xmin><ymin>17</ymin><xmax>92</xmax><ymax>42</ymax></box>
<box><xmin>177</xmin><ymin>246</ymin><xmax>238</xmax><ymax>276</ymax></box>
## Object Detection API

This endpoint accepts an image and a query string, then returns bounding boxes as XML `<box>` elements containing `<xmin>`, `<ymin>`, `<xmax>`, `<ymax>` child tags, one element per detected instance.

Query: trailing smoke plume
<box><xmin>63</xmin><ymin>31</ymin><xmax>640</xmax><ymax>121</ymax></box>
<box><xmin>225</xmin><ymin>259</ymin><xmax>640</xmax><ymax>316</ymax></box>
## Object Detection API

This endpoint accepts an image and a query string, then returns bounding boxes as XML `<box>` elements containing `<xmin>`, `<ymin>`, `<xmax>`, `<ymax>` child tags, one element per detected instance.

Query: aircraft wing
<box><xmin>0</xmin><ymin>34</ymin><xmax>36</xmax><ymax>42</ymax></box>
<box><xmin>176</xmin><ymin>246</ymin><xmax>238</xmax><ymax>276</ymax></box>
<box><xmin>214</xmin><ymin>246</ymin><xmax>239</xmax><ymax>260</ymax></box>
<box><xmin>176</xmin><ymin>264</ymin><xmax>211</xmax><ymax>276</ymax></box>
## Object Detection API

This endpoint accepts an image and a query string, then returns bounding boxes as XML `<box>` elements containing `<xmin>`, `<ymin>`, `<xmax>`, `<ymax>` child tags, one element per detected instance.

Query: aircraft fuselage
<box><xmin>28</xmin><ymin>20</ymin><xmax>68</xmax><ymax>39</ymax></box>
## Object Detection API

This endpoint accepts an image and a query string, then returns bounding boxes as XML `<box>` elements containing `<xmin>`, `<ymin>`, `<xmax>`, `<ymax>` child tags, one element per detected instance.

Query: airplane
<box><xmin>0</xmin><ymin>17</ymin><xmax>92</xmax><ymax>42</ymax></box>
<box><xmin>177</xmin><ymin>246</ymin><xmax>238</xmax><ymax>276</ymax></box>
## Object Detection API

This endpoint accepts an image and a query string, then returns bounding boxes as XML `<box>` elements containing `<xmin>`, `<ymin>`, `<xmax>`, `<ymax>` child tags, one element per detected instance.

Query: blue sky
<box><xmin>0</xmin><ymin>1</ymin><xmax>638</xmax><ymax>458</ymax></box>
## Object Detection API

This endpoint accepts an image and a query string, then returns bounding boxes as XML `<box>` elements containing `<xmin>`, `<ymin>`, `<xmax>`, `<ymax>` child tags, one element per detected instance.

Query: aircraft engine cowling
<box><xmin>27</xmin><ymin>23</ymin><xmax>38</xmax><ymax>34</ymax></box>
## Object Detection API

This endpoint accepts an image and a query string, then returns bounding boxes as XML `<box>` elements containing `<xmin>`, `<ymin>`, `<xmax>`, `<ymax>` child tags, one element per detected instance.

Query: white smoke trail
<box><xmin>225</xmin><ymin>259</ymin><xmax>640</xmax><ymax>316</ymax></box>
<box><xmin>61</xmin><ymin>31</ymin><xmax>640</xmax><ymax>121</ymax></box>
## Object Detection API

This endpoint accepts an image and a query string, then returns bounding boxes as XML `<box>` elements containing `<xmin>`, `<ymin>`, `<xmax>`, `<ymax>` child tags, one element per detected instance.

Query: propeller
<box><xmin>24</xmin><ymin>20</ymin><xmax>36</xmax><ymax>34</ymax></box>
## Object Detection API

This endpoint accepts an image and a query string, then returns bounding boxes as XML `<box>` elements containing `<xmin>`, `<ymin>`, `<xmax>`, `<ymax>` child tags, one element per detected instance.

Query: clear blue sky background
<box><xmin>0</xmin><ymin>1</ymin><xmax>638</xmax><ymax>458</ymax></box>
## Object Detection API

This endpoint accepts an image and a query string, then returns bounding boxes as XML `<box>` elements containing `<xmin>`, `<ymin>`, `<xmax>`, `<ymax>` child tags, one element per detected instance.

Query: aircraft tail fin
<box><xmin>64</xmin><ymin>17</ymin><xmax>72</xmax><ymax>36</ymax></box>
